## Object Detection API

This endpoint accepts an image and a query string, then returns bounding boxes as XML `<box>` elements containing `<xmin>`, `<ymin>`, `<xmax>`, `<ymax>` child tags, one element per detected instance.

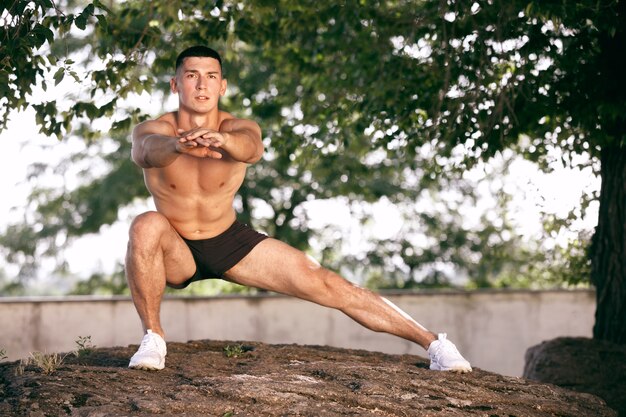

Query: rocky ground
<box><xmin>0</xmin><ymin>339</ymin><xmax>617</xmax><ymax>416</ymax></box>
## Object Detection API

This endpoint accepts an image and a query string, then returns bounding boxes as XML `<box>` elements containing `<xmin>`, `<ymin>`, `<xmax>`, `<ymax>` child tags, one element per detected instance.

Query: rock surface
<box><xmin>524</xmin><ymin>337</ymin><xmax>626</xmax><ymax>417</ymax></box>
<box><xmin>0</xmin><ymin>339</ymin><xmax>617</xmax><ymax>416</ymax></box>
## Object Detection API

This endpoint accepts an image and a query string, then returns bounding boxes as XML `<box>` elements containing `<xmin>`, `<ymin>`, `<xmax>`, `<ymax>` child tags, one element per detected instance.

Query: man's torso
<box><xmin>142</xmin><ymin>111</ymin><xmax>248</xmax><ymax>239</ymax></box>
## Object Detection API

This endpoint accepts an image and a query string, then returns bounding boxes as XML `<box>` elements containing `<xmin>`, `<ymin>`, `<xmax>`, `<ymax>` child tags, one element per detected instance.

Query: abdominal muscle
<box><xmin>144</xmin><ymin>154</ymin><xmax>246</xmax><ymax>240</ymax></box>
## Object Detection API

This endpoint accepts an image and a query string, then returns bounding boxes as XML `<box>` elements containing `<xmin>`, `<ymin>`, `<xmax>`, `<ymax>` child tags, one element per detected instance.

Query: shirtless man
<box><xmin>126</xmin><ymin>45</ymin><xmax>472</xmax><ymax>373</ymax></box>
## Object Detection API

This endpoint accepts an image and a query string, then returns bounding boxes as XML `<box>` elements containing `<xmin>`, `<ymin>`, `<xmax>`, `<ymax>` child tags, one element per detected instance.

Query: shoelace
<box><xmin>139</xmin><ymin>333</ymin><xmax>162</xmax><ymax>354</ymax></box>
<box><xmin>430</xmin><ymin>334</ymin><xmax>459</xmax><ymax>361</ymax></box>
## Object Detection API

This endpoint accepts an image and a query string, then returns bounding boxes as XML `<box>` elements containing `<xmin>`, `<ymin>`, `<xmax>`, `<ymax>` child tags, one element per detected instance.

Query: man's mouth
<box><xmin>196</xmin><ymin>96</ymin><xmax>209</xmax><ymax>101</ymax></box>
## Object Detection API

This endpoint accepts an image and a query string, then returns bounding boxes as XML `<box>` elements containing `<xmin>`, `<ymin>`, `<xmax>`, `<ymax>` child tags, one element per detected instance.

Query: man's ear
<box><xmin>170</xmin><ymin>77</ymin><xmax>178</xmax><ymax>93</ymax></box>
<box><xmin>220</xmin><ymin>78</ymin><xmax>227</xmax><ymax>96</ymax></box>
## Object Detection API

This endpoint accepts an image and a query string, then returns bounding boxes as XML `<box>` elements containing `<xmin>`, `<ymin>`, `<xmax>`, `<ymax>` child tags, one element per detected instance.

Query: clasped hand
<box><xmin>176</xmin><ymin>127</ymin><xmax>230</xmax><ymax>159</ymax></box>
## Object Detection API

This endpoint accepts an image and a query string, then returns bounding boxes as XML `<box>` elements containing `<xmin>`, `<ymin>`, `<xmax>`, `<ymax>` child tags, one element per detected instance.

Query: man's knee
<box><xmin>309</xmin><ymin>268</ymin><xmax>356</xmax><ymax>310</ymax></box>
<box><xmin>128</xmin><ymin>211</ymin><xmax>171</xmax><ymax>245</ymax></box>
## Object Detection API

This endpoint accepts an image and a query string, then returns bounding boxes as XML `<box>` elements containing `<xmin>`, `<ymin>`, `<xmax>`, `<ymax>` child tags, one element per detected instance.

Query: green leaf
<box><xmin>93</xmin><ymin>0</ymin><xmax>112</xmax><ymax>13</ymax></box>
<box><xmin>75</xmin><ymin>15</ymin><xmax>88</xmax><ymax>30</ymax></box>
<box><xmin>83</xmin><ymin>4</ymin><xmax>95</xmax><ymax>16</ymax></box>
<box><xmin>32</xmin><ymin>24</ymin><xmax>54</xmax><ymax>45</ymax></box>
<box><xmin>95</xmin><ymin>14</ymin><xmax>108</xmax><ymax>32</ymax></box>
<box><xmin>53</xmin><ymin>68</ymin><xmax>65</xmax><ymax>86</ymax></box>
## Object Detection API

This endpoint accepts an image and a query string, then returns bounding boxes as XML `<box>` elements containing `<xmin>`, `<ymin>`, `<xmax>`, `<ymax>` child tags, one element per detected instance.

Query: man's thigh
<box><xmin>223</xmin><ymin>238</ymin><xmax>325</xmax><ymax>296</ymax></box>
<box><xmin>163</xmin><ymin>231</ymin><xmax>197</xmax><ymax>285</ymax></box>
<box><xmin>127</xmin><ymin>212</ymin><xmax>196</xmax><ymax>284</ymax></box>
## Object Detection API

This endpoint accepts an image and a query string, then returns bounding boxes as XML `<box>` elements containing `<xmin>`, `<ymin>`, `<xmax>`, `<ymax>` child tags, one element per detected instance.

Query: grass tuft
<box><xmin>18</xmin><ymin>352</ymin><xmax>67</xmax><ymax>375</ymax></box>
<box><xmin>74</xmin><ymin>335</ymin><xmax>96</xmax><ymax>357</ymax></box>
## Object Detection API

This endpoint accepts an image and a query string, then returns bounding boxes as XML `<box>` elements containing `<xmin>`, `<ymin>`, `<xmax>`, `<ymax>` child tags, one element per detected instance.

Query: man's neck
<box><xmin>175</xmin><ymin>108</ymin><xmax>221</xmax><ymax>130</ymax></box>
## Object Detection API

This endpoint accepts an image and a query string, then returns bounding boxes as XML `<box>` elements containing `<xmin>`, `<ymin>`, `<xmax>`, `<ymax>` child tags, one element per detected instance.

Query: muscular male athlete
<box><xmin>126</xmin><ymin>45</ymin><xmax>472</xmax><ymax>373</ymax></box>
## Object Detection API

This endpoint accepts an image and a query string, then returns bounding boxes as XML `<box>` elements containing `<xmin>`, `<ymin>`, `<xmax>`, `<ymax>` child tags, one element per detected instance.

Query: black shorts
<box><xmin>168</xmin><ymin>221</ymin><xmax>268</xmax><ymax>289</ymax></box>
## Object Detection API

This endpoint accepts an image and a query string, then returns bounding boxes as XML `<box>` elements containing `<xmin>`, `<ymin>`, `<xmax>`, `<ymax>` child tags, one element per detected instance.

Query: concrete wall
<box><xmin>0</xmin><ymin>289</ymin><xmax>595</xmax><ymax>376</ymax></box>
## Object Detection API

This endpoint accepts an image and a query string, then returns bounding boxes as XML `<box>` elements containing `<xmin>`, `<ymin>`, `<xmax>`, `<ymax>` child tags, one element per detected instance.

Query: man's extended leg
<box><xmin>224</xmin><ymin>238</ymin><xmax>471</xmax><ymax>372</ymax></box>
<box><xmin>125</xmin><ymin>211</ymin><xmax>196</xmax><ymax>369</ymax></box>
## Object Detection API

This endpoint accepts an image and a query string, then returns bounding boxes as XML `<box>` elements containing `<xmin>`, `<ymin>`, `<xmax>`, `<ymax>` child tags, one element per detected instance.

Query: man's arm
<box><xmin>131</xmin><ymin>120</ymin><xmax>179</xmax><ymax>168</ymax></box>
<box><xmin>178</xmin><ymin>118</ymin><xmax>264</xmax><ymax>164</ymax></box>
<box><xmin>132</xmin><ymin>120</ymin><xmax>223</xmax><ymax>168</ymax></box>
<box><xmin>220</xmin><ymin>118</ymin><xmax>264</xmax><ymax>163</ymax></box>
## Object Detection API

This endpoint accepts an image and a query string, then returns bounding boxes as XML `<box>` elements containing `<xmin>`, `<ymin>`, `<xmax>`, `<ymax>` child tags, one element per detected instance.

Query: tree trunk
<box><xmin>590</xmin><ymin>145</ymin><xmax>626</xmax><ymax>343</ymax></box>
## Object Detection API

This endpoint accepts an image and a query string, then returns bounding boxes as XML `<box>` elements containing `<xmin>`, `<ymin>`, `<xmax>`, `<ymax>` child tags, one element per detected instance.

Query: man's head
<box><xmin>171</xmin><ymin>46</ymin><xmax>227</xmax><ymax>113</ymax></box>
<box><xmin>175</xmin><ymin>46</ymin><xmax>223</xmax><ymax>75</ymax></box>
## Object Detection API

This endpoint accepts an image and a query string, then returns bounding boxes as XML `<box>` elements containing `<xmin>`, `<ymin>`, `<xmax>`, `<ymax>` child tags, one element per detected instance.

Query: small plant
<box><xmin>74</xmin><ymin>335</ymin><xmax>96</xmax><ymax>357</ymax></box>
<box><xmin>223</xmin><ymin>344</ymin><xmax>244</xmax><ymax>358</ymax></box>
<box><xmin>223</xmin><ymin>344</ymin><xmax>254</xmax><ymax>358</ymax></box>
<box><xmin>223</xmin><ymin>344</ymin><xmax>245</xmax><ymax>358</ymax></box>
<box><xmin>15</xmin><ymin>358</ymin><xmax>26</xmax><ymax>376</ymax></box>
<box><xmin>27</xmin><ymin>352</ymin><xmax>67</xmax><ymax>375</ymax></box>
<box><xmin>0</xmin><ymin>348</ymin><xmax>7</xmax><ymax>361</ymax></box>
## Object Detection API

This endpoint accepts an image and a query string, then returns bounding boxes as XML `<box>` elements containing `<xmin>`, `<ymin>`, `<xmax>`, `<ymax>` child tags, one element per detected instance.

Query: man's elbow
<box><xmin>131</xmin><ymin>149</ymin><xmax>150</xmax><ymax>169</ymax></box>
<box><xmin>247</xmin><ymin>143</ymin><xmax>264</xmax><ymax>163</ymax></box>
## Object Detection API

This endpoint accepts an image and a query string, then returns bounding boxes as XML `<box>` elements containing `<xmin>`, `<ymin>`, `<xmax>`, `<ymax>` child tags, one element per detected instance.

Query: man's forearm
<box><xmin>134</xmin><ymin>135</ymin><xmax>180</xmax><ymax>168</ymax></box>
<box><xmin>221</xmin><ymin>130</ymin><xmax>263</xmax><ymax>163</ymax></box>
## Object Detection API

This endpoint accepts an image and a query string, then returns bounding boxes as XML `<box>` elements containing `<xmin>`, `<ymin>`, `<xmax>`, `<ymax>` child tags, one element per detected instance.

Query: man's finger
<box><xmin>206</xmin><ymin>149</ymin><xmax>223</xmax><ymax>159</ymax></box>
<box><xmin>193</xmin><ymin>137</ymin><xmax>215</xmax><ymax>148</ymax></box>
<box><xmin>201</xmin><ymin>133</ymin><xmax>224</xmax><ymax>146</ymax></box>
<box><xmin>181</xmin><ymin>139</ymin><xmax>197</xmax><ymax>146</ymax></box>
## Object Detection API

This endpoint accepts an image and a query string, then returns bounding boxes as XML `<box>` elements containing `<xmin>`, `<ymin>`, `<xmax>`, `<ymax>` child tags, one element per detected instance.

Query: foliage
<box><xmin>223</xmin><ymin>344</ymin><xmax>254</xmax><ymax>358</ymax></box>
<box><xmin>1</xmin><ymin>0</ymin><xmax>619</xmax><ymax>295</ymax></box>
<box><xmin>0</xmin><ymin>267</ymin><xmax>27</xmax><ymax>296</ymax></box>
<box><xmin>20</xmin><ymin>351</ymin><xmax>67</xmax><ymax>375</ymax></box>
<box><xmin>0</xmin><ymin>0</ymin><xmax>108</xmax><ymax>135</ymax></box>
<box><xmin>68</xmin><ymin>265</ymin><xmax>130</xmax><ymax>295</ymax></box>
<box><xmin>74</xmin><ymin>335</ymin><xmax>95</xmax><ymax>356</ymax></box>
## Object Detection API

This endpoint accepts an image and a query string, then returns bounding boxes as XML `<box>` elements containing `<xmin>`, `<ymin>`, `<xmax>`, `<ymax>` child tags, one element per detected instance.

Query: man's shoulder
<box><xmin>154</xmin><ymin>112</ymin><xmax>178</xmax><ymax>130</ymax></box>
<box><xmin>134</xmin><ymin>113</ymin><xmax>177</xmax><ymax>136</ymax></box>
<box><xmin>218</xmin><ymin>110</ymin><xmax>235</xmax><ymax>125</ymax></box>
<box><xmin>218</xmin><ymin>112</ymin><xmax>259</xmax><ymax>132</ymax></box>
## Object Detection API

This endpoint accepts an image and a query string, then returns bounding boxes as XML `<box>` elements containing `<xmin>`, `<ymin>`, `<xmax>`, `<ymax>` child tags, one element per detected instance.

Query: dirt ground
<box><xmin>0</xmin><ymin>339</ymin><xmax>617</xmax><ymax>416</ymax></box>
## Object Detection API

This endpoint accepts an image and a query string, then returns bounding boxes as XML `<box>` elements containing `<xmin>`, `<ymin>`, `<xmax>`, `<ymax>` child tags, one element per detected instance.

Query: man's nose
<box><xmin>196</xmin><ymin>77</ymin><xmax>207</xmax><ymax>89</ymax></box>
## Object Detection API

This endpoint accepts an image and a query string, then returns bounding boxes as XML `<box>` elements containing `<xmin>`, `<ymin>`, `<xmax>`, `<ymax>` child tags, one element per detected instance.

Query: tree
<box><xmin>1</xmin><ymin>0</ymin><xmax>106</xmax><ymax>135</ymax></box>
<box><xmin>227</xmin><ymin>0</ymin><xmax>624</xmax><ymax>342</ymax></box>
<box><xmin>2</xmin><ymin>0</ymin><xmax>536</xmax><ymax>294</ymax></box>
<box><xmin>2</xmin><ymin>1</ymin><xmax>622</xmax><ymax>344</ymax></box>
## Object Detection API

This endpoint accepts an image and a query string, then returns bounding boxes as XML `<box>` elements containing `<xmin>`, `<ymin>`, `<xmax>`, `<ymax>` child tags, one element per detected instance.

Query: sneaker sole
<box><xmin>129</xmin><ymin>361</ymin><xmax>165</xmax><ymax>371</ymax></box>
<box><xmin>430</xmin><ymin>364</ymin><xmax>472</xmax><ymax>373</ymax></box>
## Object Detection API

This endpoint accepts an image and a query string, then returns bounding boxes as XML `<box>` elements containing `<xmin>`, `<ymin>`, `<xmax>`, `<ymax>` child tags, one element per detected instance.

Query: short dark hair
<box><xmin>175</xmin><ymin>46</ymin><xmax>223</xmax><ymax>73</ymax></box>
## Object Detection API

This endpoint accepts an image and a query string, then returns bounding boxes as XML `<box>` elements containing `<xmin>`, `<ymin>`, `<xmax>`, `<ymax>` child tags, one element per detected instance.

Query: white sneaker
<box><xmin>427</xmin><ymin>333</ymin><xmax>472</xmax><ymax>372</ymax></box>
<box><xmin>128</xmin><ymin>330</ymin><xmax>167</xmax><ymax>370</ymax></box>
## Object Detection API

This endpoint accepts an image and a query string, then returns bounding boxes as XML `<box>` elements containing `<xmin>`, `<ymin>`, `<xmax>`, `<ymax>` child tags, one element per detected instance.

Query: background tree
<box><xmin>1</xmin><ymin>1</ymin><xmax>617</xmax><ymax>343</ymax></box>
<box><xmin>1</xmin><ymin>0</ymin><xmax>543</xmax><ymax>293</ymax></box>
<box><xmin>229</xmin><ymin>0</ymin><xmax>623</xmax><ymax>342</ymax></box>
<box><xmin>0</xmin><ymin>0</ymin><xmax>106</xmax><ymax>134</ymax></box>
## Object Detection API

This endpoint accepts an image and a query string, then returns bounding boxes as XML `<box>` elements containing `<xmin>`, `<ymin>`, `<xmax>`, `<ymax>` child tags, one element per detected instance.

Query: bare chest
<box><xmin>146</xmin><ymin>155</ymin><xmax>246</xmax><ymax>197</ymax></box>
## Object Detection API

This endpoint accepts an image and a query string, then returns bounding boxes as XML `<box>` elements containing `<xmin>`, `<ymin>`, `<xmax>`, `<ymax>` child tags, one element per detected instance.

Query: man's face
<box><xmin>170</xmin><ymin>56</ymin><xmax>227</xmax><ymax>113</ymax></box>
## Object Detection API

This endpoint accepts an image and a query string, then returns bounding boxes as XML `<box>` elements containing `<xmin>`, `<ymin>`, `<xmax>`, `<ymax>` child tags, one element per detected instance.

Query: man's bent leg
<box><xmin>125</xmin><ymin>211</ymin><xmax>196</xmax><ymax>369</ymax></box>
